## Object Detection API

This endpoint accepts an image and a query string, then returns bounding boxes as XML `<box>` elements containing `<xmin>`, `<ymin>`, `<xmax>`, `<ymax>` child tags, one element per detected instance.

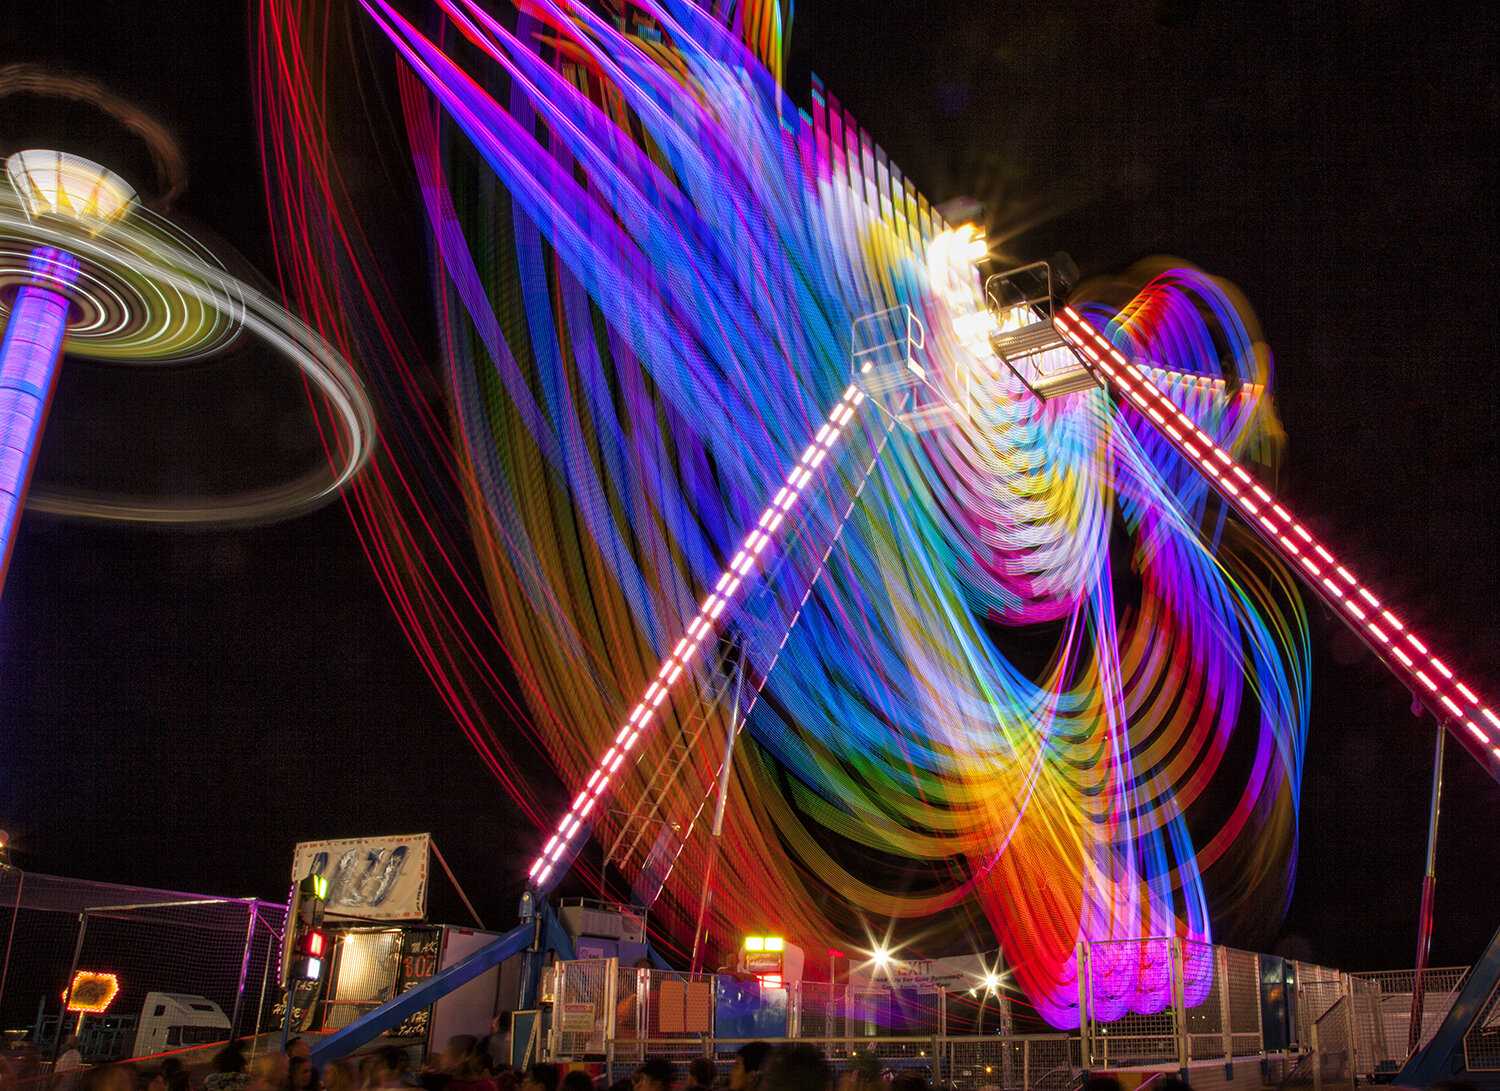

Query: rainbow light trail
<box><xmin>529</xmin><ymin>380</ymin><xmax>870</xmax><ymax>888</ymax></box>
<box><xmin>1055</xmin><ymin>307</ymin><xmax>1500</xmax><ymax>778</ymax></box>
<box><xmin>251</xmin><ymin>0</ymin><xmax>1492</xmax><ymax>1029</ymax></box>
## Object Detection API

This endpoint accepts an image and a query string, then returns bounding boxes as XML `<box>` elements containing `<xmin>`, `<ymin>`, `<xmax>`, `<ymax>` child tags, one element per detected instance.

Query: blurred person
<box><xmin>419</xmin><ymin>1038</ymin><xmax>468</xmax><ymax>1091</ymax></box>
<box><xmin>288</xmin><ymin>1058</ymin><xmax>319</xmax><ymax>1091</ymax></box>
<box><xmin>759</xmin><ymin>1047</ymin><xmax>830</xmax><ymax>1091</ymax></box>
<box><xmin>478</xmin><ymin>1018</ymin><xmax>509</xmax><ymax>1074</ymax></box>
<box><xmin>159</xmin><ymin>1060</ymin><xmax>189</xmax><ymax>1091</ymax></box>
<box><xmin>835</xmin><ymin>1053</ymin><xmax>879</xmax><ymax>1091</ymax></box>
<box><xmin>322</xmin><ymin>1062</ymin><xmax>357</xmax><ymax>1091</ymax></box>
<box><xmin>204</xmin><ymin>1046</ymin><xmax>250</xmax><ymax>1091</ymax></box>
<box><xmin>560</xmin><ymin>1074</ymin><xmax>594</xmax><ymax>1091</ymax></box>
<box><xmin>358</xmin><ymin>1058</ymin><xmax>377</xmax><ymax>1091</ymax></box>
<box><xmin>632</xmin><ymin>1061</ymin><xmax>674</xmax><ymax>1091</ymax></box>
<box><xmin>248</xmin><ymin>1055</ymin><xmax>289</xmax><ymax>1091</ymax></box>
<box><xmin>685</xmin><ymin>1061</ymin><xmax>715</xmax><ymax>1091</ymax></box>
<box><xmin>728</xmin><ymin>1044</ymin><xmax>771</xmax><ymax>1091</ymax></box>
<box><xmin>286</xmin><ymin>1043</ymin><xmax>312</xmax><ymax>1064</ymax></box>
<box><xmin>52</xmin><ymin>1038</ymin><xmax>84</xmax><ymax>1091</ymax></box>
<box><xmin>370</xmin><ymin>1049</ymin><xmax>413</xmax><ymax>1091</ymax></box>
<box><xmin>519</xmin><ymin>1066</ymin><xmax>558</xmax><ymax>1091</ymax></box>
<box><xmin>76</xmin><ymin>1068</ymin><xmax>134</xmax><ymax>1091</ymax></box>
<box><xmin>446</xmin><ymin>1044</ymin><xmax>496</xmax><ymax>1091</ymax></box>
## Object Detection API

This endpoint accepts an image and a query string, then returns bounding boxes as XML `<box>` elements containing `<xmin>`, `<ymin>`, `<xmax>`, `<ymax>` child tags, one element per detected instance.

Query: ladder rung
<box><xmin>990</xmin><ymin>320</ymin><xmax>1064</xmax><ymax>358</ymax></box>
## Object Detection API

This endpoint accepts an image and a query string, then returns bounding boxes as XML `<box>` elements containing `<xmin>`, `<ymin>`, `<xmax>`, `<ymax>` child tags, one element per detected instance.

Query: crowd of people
<box><xmin>0</xmin><ymin>1037</ymin><xmax>1017</xmax><ymax>1091</ymax></box>
<box><xmin>6</xmin><ymin>1034</ymin><xmax>1488</xmax><ymax>1091</ymax></box>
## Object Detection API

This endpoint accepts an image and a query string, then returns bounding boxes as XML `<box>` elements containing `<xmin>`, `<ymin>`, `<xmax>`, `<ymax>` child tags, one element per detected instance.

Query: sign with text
<box><xmin>291</xmin><ymin>834</ymin><xmax>430</xmax><ymax>921</ymax></box>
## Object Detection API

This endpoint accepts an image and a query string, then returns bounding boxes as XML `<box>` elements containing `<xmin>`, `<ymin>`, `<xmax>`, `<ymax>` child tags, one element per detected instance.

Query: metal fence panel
<box><xmin>1350</xmin><ymin>966</ymin><xmax>1469</xmax><ymax>1065</ymax></box>
<box><xmin>1463</xmin><ymin>973</ymin><xmax>1500</xmax><ymax>1072</ymax></box>
<box><xmin>552</xmin><ymin>958</ymin><xmax>617</xmax><ymax>1058</ymax></box>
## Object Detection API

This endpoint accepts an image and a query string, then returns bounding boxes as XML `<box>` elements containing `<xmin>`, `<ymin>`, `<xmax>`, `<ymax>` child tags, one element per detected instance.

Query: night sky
<box><xmin>0</xmin><ymin>0</ymin><xmax>1496</xmax><ymax>975</ymax></box>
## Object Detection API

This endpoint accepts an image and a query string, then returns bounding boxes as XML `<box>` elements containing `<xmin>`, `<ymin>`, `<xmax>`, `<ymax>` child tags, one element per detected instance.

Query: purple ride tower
<box><xmin>0</xmin><ymin>152</ymin><xmax>132</xmax><ymax>592</ymax></box>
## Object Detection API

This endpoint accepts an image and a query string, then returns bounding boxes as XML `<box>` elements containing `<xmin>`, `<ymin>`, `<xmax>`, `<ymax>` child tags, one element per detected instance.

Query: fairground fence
<box><xmin>0</xmin><ymin>869</ymin><xmax>287</xmax><ymax>1062</ymax></box>
<box><xmin>549</xmin><ymin>941</ymin><xmax>1485</xmax><ymax>1091</ymax></box>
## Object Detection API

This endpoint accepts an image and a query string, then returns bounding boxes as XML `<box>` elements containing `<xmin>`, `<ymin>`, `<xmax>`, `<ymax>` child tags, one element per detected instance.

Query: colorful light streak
<box><xmin>258</xmin><ymin>0</ymin><xmax>1327</xmax><ymax>1031</ymax></box>
<box><xmin>1054</xmin><ymin>305</ymin><xmax>1500</xmax><ymax>777</ymax></box>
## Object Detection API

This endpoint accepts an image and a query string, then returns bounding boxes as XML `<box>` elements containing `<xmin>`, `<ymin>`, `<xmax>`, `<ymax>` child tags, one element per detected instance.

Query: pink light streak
<box><xmin>1055</xmin><ymin>308</ymin><xmax>1500</xmax><ymax>775</ymax></box>
<box><xmin>525</xmin><ymin>382</ymin><xmax>868</xmax><ymax>889</ymax></box>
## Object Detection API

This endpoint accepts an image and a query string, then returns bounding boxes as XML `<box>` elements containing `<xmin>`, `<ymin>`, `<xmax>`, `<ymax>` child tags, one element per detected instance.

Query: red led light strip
<box><xmin>1054</xmin><ymin>308</ymin><xmax>1500</xmax><ymax>776</ymax></box>
<box><xmin>526</xmin><ymin>383</ymin><xmax>869</xmax><ymax>889</ymax></box>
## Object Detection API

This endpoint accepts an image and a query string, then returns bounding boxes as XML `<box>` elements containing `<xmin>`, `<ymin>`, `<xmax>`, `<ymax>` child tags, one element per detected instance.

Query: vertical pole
<box><xmin>1217</xmin><ymin>946</ymin><xmax>1234</xmax><ymax>1076</ymax></box>
<box><xmin>1343</xmin><ymin>975</ymin><xmax>1359</xmax><ymax>1084</ymax></box>
<box><xmin>1408</xmin><ymin>720</ymin><xmax>1445</xmax><ymax>1057</ymax></box>
<box><xmin>1310</xmin><ymin>1017</ymin><xmax>1321</xmax><ymax>1091</ymax></box>
<box><xmin>690</xmin><ymin>646</ymin><xmax>743</xmax><ymax>973</ymax></box>
<box><xmin>230</xmin><ymin>900</ymin><xmax>257</xmax><ymax>1039</ymax></box>
<box><xmin>0</xmin><ymin>247</ymin><xmax>80</xmax><ymax>599</ymax></box>
<box><xmin>252</xmin><ymin>910</ymin><xmax>275</xmax><ymax>1057</ymax></box>
<box><xmin>1076</xmin><ymin>942</ymin><xmax>1090</xmax><ymax>1074</ymax></box>
<box><xmin>280</xmin><ymin>984</ymin><xmax>295</xmax><ymax>1052</ymax></box>
<box><xmin>1171</xmin><ymin>938</ymin><xmax>1189</xmax><ymax>1079</ymax></box>
<box><xmin>0</xmin><ymin>868</ymin><xmax>24</xmax><ymax>1016</ymax></box>
<box><xmin>55</xmin><ymin>911</ymin><xmax>88</xmax><ymax>1062</ymax></box>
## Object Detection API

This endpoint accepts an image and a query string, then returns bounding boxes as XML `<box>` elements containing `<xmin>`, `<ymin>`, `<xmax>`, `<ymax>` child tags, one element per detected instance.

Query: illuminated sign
<box><xmin>63</xmin><ymin>971</ymin><xmax>120</xmax><ymax>1013</ymax></box>
<box><xmin>743</xmin><ymin>936</ymin><xmax>785</xmax><ymax>977</ymax></box>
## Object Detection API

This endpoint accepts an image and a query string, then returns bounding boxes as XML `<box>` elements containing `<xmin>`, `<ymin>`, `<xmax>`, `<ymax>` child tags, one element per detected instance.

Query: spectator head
<box><xmin>250</xmin><ymin>1053</ymin><xmax>289</xmax><ymax>1089</ymax></box>
<box><xmin>323</xmin><ymin>1061</ymin><xmax>356</xmax><ymax>1091</ymax></box>
<box><xmin>633</xmin><ymin>1060</ymin><xmax>675</xmax><ymax>1091</ymax></box>
<box><xmin>213</xmin><ymin>1045</ymin><xmax>249</xmax><ymax>1075</ymax></box>
<box><xmin>561</xmin><ymin>1073</ymin><xmax>595</xmax><ymax>1091</ymax></box>
<box><xmin>1084</xmin><ymin>1080</ymin><xmax>1123</xmax><ymax>1091</ymax></box>
<box><xmin>289</xmin><ymin>1057</ymin><xmax>317</xmax><ymax>1091</ymax></box>
<box><xmin>287</xmin><ymin>1040</ymin><xmax>311</xmax><ymax>1062</ymax></box>
<box><xmin>730</xmin><ymin>1043</ymin><xmax>772</xmax><ymax>1091</ymax></box>
<box><xmin>760</xmin><ymin>1046</ymin><xmax>830</xmax><ymax>1091</ymax></box>
<box><xmin>439</xmin><ymin>1036</ymin><xmax>478</xmax><ymax>1073</ymax></box>
<box><xmin>370</xmin><ymin>1047</ymin><xmax>410</xmax><ymax>1088</ymax></box>
<box><xmin>522</xmin><ymin>1064</ymin><xmax>561</xmax><ymax>1091</ymax></box>
<box><xmin>688</xmin><ymin>1059</ymin><xmax>717</xmax><ymax>1089</ymax></box>
<box><xmin>889</xmin><ymin>1074</ymin><xmax>927</xmax><ymax>1091</ymax></box>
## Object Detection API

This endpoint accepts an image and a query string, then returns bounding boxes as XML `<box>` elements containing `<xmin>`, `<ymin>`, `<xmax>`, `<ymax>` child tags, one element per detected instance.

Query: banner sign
<box><xmin>291</xmin><ymin>833</ymin><xmax>430</xmax><ymax>921</ymax></box>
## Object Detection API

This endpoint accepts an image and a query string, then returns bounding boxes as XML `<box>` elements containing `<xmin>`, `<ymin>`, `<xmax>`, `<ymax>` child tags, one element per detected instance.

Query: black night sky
<box><xmin>0</xmin><ymin>0</ymin><xmax>1496</xmax><ymax>977</ymax></box>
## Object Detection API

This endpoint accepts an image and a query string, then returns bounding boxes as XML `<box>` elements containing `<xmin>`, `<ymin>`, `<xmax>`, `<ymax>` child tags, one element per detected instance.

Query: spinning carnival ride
<box><xmin>253</xmin><ymin>0</ymin><xmax>1500</xmax><ymax>1038</ymax></box>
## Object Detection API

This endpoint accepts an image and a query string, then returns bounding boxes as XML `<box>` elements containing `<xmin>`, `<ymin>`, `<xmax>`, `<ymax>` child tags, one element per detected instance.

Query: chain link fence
<box><xmin>0</xmin><ymin>870</ymin><xmax>285</xmax><ymax>1064</ymax></box>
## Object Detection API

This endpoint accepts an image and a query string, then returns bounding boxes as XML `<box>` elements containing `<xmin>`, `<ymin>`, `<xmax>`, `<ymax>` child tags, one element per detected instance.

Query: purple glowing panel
<box><xmin>0</xmin><ymin>247</ymin><xmax>79</xmax><ymax>589</ymax></box>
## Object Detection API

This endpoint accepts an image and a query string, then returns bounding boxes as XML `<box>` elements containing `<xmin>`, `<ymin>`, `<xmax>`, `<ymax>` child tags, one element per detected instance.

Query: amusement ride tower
<box><xmin>0</xmin><ymin>148</ymin><xmax>375</xmax><ymax>602</ymax></box>
<box><xmin>0</xmin><ymin>151</ymin><xmax>130</xmax><ymax>590</ymax></box>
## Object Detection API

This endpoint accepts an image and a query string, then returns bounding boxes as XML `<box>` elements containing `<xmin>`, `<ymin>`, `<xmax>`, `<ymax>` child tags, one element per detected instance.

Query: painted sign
<box><xmin>291</xmin><ymin>834</ymin><xmax>430</xmax><ymax>921</ymax></box>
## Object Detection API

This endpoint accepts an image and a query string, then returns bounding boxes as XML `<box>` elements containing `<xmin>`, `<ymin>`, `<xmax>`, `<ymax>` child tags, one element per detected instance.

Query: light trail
<box><xmin>1055</xmin><ymin>308</ymin><xmax>1500</xmax><ymax>778</ymax></box>
<box><xmin>526</xmin><ymin>380</ymin><xmax>869</xmax><ymax>890</ymax></box>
